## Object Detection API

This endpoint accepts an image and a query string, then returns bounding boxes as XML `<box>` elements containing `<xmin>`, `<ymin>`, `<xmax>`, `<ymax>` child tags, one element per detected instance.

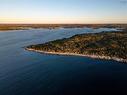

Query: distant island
<box><xmin>0</xmin><ymin>24</ymin><xmax>127</xmax><ymax>31</ymax></box>
<box><xmin>26</xmin><ymin>28</ymin><xmax>127</xmax><ymax>63</ymax></box>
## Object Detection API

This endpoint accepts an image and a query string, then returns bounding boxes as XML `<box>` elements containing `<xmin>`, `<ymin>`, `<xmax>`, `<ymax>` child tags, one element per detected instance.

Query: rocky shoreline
<box><xmin>26</xmin><ymin>48</ymin><xmax>127</xmax><ymax>63</ymax></box>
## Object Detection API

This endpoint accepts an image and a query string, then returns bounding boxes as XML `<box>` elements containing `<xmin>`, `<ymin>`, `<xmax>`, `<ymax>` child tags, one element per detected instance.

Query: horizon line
<box><xmin>0</xmin><ymin>23</ymin><xmax>127</xmax><ymax>25</ymax></box>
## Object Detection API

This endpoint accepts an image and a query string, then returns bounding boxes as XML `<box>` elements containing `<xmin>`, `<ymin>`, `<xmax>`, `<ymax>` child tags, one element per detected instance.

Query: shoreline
<box><xmin>26</xmin><ymin>48</ymin><xmax>127</xmax><ymax>63</ymax></box>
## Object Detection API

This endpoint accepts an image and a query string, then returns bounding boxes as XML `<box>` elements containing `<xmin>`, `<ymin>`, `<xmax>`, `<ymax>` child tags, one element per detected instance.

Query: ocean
<box><xmin>0</xmin><ymin>28</ymin><xmax>126</xmax><ymax>95</ymax></box>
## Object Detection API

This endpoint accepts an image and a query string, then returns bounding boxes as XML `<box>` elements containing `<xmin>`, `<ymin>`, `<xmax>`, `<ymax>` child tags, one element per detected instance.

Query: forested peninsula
<box><xmin>26</xmin><ymin>30</ymin><xmax>127</xmax><ymax>63</ymax></box>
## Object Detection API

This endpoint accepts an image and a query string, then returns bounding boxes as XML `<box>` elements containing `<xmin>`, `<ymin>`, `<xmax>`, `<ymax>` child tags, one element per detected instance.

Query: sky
<box><xmin>0</xmin><ymin>0</ymin><xmax>127</xmax><ymax>24</ymax></box>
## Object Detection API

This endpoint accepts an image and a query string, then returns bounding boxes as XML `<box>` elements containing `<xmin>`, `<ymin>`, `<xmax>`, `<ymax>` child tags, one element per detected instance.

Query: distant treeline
<box><xmin>0</xmin><ymin>24</ymin><xmax>127</xmax><ymax>30</ymax></box>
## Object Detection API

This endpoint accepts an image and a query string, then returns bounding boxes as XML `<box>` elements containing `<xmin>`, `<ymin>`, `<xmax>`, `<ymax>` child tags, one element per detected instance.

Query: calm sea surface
<box><xmin>0</xmin><ymin>28</ymin><xmax>127</xmax><ymax>95</ymax></box>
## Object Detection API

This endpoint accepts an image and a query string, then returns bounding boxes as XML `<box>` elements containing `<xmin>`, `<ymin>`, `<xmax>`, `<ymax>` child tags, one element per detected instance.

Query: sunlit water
<box><xmin>0</xmin><ymin>28</ymin><xmax>127</xmax><ymax>95</ymax></box>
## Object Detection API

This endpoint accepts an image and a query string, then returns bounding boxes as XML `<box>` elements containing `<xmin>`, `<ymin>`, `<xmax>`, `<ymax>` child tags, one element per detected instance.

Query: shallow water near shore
<box><xmin>0</xmin><ymin>28</ymin><xmax>127</xmax><ymax>95</ymax></box>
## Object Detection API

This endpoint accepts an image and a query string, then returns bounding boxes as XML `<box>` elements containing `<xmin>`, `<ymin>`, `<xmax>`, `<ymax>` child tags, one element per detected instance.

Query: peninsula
<box><xmin>26</xmin><ymin>29</ymin><xmax>127</xmax><ymax>63</ymax></box>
